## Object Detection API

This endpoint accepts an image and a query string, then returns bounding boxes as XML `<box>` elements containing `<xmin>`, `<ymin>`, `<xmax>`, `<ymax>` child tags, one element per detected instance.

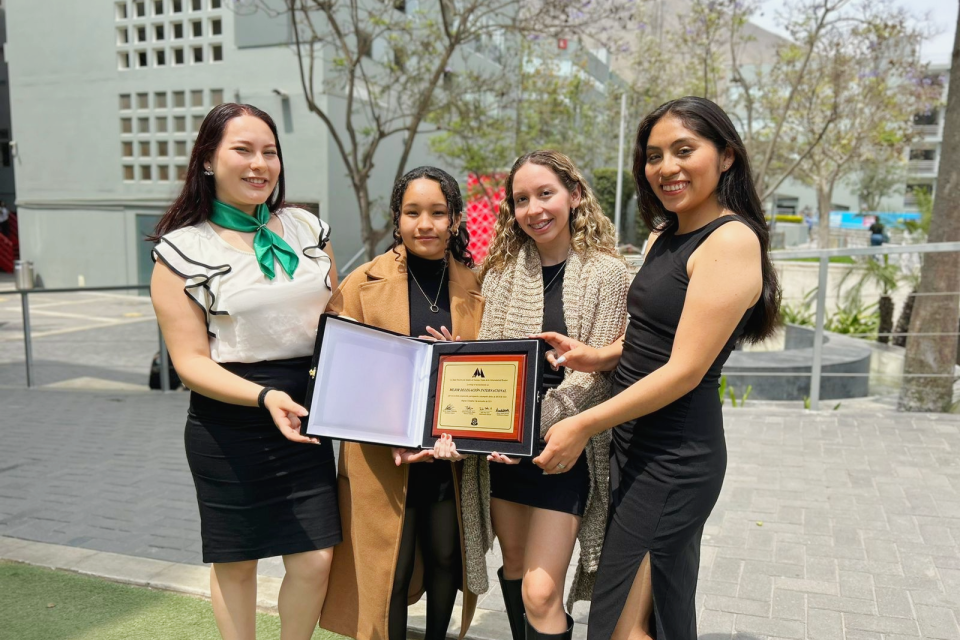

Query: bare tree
<box><xmin>899</xmin><ymin>4</ymin><xmax>960</xmax><ymax>412</ymax></box>
<box><xmin>278</xmin><ymin>0</ymin><xmax>633</xmax><ymax>259</ymax></box>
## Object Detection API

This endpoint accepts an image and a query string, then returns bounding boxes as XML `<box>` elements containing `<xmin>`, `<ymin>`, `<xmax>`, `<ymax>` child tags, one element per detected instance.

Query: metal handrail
<box><xmin>772</xmin><ymin>241</ymin><xmax>960</xmax><ymax>410</ymax></box>
<box><xmin>1</xmin><ymin>284</ymin><xmax>172</xmax><ymax>392</ymax></box>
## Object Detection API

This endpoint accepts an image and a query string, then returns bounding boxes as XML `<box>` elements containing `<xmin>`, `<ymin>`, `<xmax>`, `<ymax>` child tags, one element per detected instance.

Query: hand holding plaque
<box><xmin>302</xmin><ymin>315</ymin><xmax>543</xmax><ymax>457</ymax></box>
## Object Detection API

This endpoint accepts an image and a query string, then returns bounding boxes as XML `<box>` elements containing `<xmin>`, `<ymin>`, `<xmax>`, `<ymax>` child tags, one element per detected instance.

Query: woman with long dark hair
<box><xmin>319</xmin><ymin>166</ymin><xmax>483</xmax><ymax>640</ymax></box>
<box><xmin>150</xmin><ymin>103</ymin><xmax>341</xmax><ymax>639</ymax></box>
<box><xmin>536</xmin><ymin>97</ymin><xmax>781</xmax><ymax>639</ymax></box>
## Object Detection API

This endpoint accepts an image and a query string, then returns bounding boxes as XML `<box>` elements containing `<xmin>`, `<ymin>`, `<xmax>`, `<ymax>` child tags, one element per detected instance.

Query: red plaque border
<box><xmin>431</xmin><ymin>354</ymin><xmax>526</xmax><ymax>442</ymax></box>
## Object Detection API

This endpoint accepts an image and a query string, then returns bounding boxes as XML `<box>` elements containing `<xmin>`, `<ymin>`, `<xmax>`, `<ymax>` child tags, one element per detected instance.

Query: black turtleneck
<box><xmin>405</xmin><ymin>250</ymin><xmax>455</xmax><ymax>505</ymax></box>
<box><xmin>406</xmin><ymin>251</ymin><xmax>453</xmax><ymax>339</ymax></box>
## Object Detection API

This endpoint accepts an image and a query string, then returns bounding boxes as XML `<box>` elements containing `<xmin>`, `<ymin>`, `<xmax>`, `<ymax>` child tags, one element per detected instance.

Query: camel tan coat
<box><xmin>319</xmin><ymin>247</ymin><xmax>483</xmax><ymax>640</ymax></box>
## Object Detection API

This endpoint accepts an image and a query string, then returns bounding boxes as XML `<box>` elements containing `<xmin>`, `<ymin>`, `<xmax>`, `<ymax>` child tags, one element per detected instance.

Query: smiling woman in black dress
<box><xmin>536</xmin><ymin>97</ymin><xmax>781</xmax><ymax>639</ymax></box>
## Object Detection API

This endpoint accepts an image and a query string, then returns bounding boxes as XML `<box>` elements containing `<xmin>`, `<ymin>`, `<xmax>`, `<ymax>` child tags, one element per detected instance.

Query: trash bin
<box><xmin>14</xmin><ymin>260</ymin><xmax>34</xmax><ymax>290</ymax></box>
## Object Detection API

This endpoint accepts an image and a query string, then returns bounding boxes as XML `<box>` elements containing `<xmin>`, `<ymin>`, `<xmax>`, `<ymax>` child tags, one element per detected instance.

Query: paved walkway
<box><xmin>2</xmin><ymin>385</ymin><xmax>960</xmax><ymax>638</ymax></box>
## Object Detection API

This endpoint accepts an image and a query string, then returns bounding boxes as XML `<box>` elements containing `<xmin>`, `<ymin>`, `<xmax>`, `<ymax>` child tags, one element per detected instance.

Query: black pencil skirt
<box><xmin>185</xmin><ymin>357</ymin><xmax>342</xmax><ymax>564</ymax></box>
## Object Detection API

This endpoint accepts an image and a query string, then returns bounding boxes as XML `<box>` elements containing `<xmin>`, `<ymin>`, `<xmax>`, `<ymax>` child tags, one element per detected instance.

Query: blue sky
<box><xmin>754</xmin><ymin>0</ymin><xmax>957</xmax><ymax>65</ymax></box>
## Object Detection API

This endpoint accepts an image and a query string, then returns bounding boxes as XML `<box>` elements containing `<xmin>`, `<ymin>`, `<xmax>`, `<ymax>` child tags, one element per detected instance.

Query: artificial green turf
<box><xmin>0</xmin><ymin>561</ymin><xmax>344</xmax><ymax>640</ymax></box>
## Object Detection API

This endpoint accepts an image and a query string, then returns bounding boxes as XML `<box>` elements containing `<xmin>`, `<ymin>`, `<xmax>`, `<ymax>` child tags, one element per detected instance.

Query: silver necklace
<box><xmin>543</xmin><ymin>261</ymin><xmax>566</xmax><ymax>291</ymax></box>
<box><xmin>409</xmin><ymin>260</ymin><xmax>447</xmax><ymax>313</ymax></box>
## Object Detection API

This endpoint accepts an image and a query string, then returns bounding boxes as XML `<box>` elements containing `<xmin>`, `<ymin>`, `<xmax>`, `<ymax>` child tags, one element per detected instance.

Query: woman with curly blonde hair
<box><xmin>433</xmin><ymin>150</ymin><xmax>645</xmax><ymax>640</ymax></box>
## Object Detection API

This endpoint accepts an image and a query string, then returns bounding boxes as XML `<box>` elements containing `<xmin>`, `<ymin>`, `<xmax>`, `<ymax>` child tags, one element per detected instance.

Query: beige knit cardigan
<box><xmin>460</xmin><ymin>241</ymin><xmax>629</xmax><ymax>609</ymax></box>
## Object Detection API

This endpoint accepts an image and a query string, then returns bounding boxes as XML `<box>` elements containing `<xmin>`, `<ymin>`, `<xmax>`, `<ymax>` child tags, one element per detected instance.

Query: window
<box><xmin>138</xmin><ymin>117</ymin><xmax>150</xmax><ymax>133</ymax></box>
<box><xmin>154</xmin><ymin>24</ymin><xmax>165</xmax><ymax>40</ymax></box>
<box><xmin>172</xmin><ymin>90</ymin><xmax>185</xmax><ymax>107</ymax></box>
<box><xmin>136</xmin><ymin>25</ymin><xmax>147</xmax><ymax>42</ymax></box>
<box><xmin>137</xmin><ymin>93</ymin><xmax>149</xmax><ymax>109</ymax></box>
<box><xmin>174</xmin><ymin>116</ymin><xmax>186</xmax><ymax>133</ymax></box>
<box><xmin>210</xmin><ymin>0</ymin><xmax>221</xmax><ymax>8</ymax></box>
<box><xmin>172</xmin><ymin>47</ymin><xmax>184</xmax><ymax>65</ymax></box>
<box><xmin>153</xmin><ymin>0</ymin><xmax>164</xmax><ymax>14</ymax></box>
<box><xmin>914</xmin><ymin>111</ymin><xmax>938</xmax><ymax>126</ymax></box>
<box><xmin>357</xmin><ymin>29</ymin><xmax>373</xmax><ymax>59</ymax></box>
<box><xmin>155</xmin><ymin>116</ymin><xmax>168</xmax><ymax>132</ymax></box>
<box><xmin>191</xmin><ymin>20</ymin><xmax>202</xmax><ymax>37</ymax></box>
<box><xmin>910</xmin><ymin>148</ymin><xmax>936</xmax><ymax>161</ymax></box>
<box><xmin>210</xmin><ymin>89</ymin><xmax>223</xmax><ymax>105</ymax></box>
<box><xmin>172</xmin><ymin>0</ymin><xmax>182</xmax><ymax>12</ymax></box>
<box><xmin>116</xmin><ymin>2</ymin><xmax>128</xmax><ymax>20</ymax></box>
<box><xmin>141</xmin><ymin>165</ymin><xmax>152</xmax><ymax>181</ymax></box>
<box><xmin>210</xmin><ymin>17</ymin><xmax>221</xmax><ymax>35</ymax></box>
<box><xmin>175</xmin><ymin>140</ymin><xmax>187</xmax><ymax>156</ymax></box>
<box><xmin>192</xmin><ymin>46</ymin><xmax>203</xmax><ymax>63</ymax></box>
<box><xmin>139</xmin><ymin>141</ymin><xmax>151</xmax><ymax>156</ymax></box>
<box><xmin>154</xmin><ymin>91</ymin><xmax>167</xmax><ymax>108</ymax></box>
<box><xmin>119</xmin><ymin>94</ymin><xmax>132</xmax><ymax>110</ymax></box>
<box><xmin>155</xmin><ymin>49</ymin><xmax>166</xmax><ymax>66</ymax></box>
<box><xmin>124</xmin><ymin>165</ymin><xmax>135</xmax><ymax>180</ymax></box>
<box><xmin>211</xmin><ymin>44</ymin><xmax>222</xmax><ymax>62</ymax></box>
<box><xmin>134</xmin><ymin>0</ymin><xmax>146</xmax><ymax>17</ymax></box>
<box><xmin>118</xmin><ymin>52</ymin><xmax>131</xmax><ymax>70</ymax></box>
<box><xmin>176</xmin><ymin>164</ymin><xmax>188</xmax><ymax>180</ymax></box>
<box><xmin>121</xmin><ymin>117</ymin><xmax>133</xmax><ymax>134</ymax></box>
<box><xmin>122</xmin><ymin>141</ymin><xmax>134</xmax><ymax>157</ymax></box>
<box><xmin>193</xmin><ymin>115</ymin><xmax>205</xmax><ymax>132</ymax></box>
<box><xmin>172</xmin><ymin>22</ymin><xmax>183</xmax><ymax>39</ymax></box>
<box><xmin>117</xmin><ymin>27</ymin><xmax>129</xmax><ymax>44</ymax></box>
<box><xmin>158</xmin><ymin>165</ymin><xmax>170</xmax><ymax>181</ymax></box>
<box><xmin>136</xmin><ymin>50</ymin><xmax>149</xmax><ymax>67</ymax></box>
<box><xmin>191</xmin><ymin>89</ymin><xmax>204</xmax><ymax>107</ymax></box>
<box><xmin>192</xmin><ymin>0</ymin><xmax>202</xmax><ymax>10</ymax></box>
<box><xmin>157</xmin><ymin>140</ymin><xmax>169</xmax><ymax>157</ymax></box>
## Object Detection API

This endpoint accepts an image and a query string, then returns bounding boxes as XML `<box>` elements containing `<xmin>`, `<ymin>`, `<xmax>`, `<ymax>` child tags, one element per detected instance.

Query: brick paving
<box><xmin>2</xmin><ymin>383</ymin><xmax>960</xmax><ymax>637</ymax></box>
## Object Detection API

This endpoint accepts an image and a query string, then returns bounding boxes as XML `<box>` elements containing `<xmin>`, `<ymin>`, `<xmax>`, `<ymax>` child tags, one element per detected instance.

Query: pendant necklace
<box><xmin>543</xmin><ymin>261</ymin><xmax>567</xmax><ymax>291</ymax></box>
<box><xmin>409</xmin><ymin>261</ymin><xmax>447</xmax><ymax>313</ymax></box>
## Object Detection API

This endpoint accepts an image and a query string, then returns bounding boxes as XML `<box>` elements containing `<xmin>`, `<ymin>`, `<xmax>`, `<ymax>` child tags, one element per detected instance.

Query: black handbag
<box><xmin>149</xmin><ymin>351</ymin><xmax>182</xmax><ymax>390</ymax></box>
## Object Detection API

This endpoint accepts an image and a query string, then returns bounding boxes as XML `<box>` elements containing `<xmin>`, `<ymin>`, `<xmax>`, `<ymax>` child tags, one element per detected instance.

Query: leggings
<box><xmin>388</xmin><ymin>497</ymin><xmax>462</xmax><ymax>640</ymax></box>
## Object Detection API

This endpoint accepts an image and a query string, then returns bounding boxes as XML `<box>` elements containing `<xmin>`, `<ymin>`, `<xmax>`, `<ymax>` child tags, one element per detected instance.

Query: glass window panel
<box><xmin>191</xmin><ymin>20</ymin><xmax>202</xmax><ymax>37</ymax></box>
<box><xmin>158</xmin><ymin>165</ymin><xmax>170</xmax><ymax>181</ymax></box>
<box><xmin>175</xmin><ymin>140</ymin><xmax>187</xmax><ymax>156</ymax></box>
<box><xmin>192</xmin><ymin>0</ymin><xmax>202</xmax><ymax>11</ymax></box>
<box><xmin>174</xmin><ymin>116</ymin><xmax>186</xmax><ymax>133</ymax></box>
<box><xmin>192</xmin><ymin>46</ymin><xmax>203</xmax><ymax>63</ymax></box>
<box><xmin>137</xmin><ymin>93</ymin><xmax>149</xmax><ymax>109</ymax></box>
<box><xmin>120</xmin><ymin>117</ymin><xmax>133</xmax><ymax>133</ymax></box>
<box><xmin>155</xmin><ymin>49</ymin><xmax>166</xmax><ymax>66</ymax></box>
<box><xmin>210</xmin><ymin>17</ymin><xmax>221</xmax><ymax>35</ymax></box>
<box><xmin>172</xmin><ymin>22</ymin><xmax>183</xmax><ymax>38</ymax></box>
<box><xmin>173</xmin><ymin>47</ymin><xmax>184</xmax><ymax>65</ymax></box>
<box><xmin>122</xmin><ymin>141</ymin><xmax>134</xmax><ymax>157</ymax></box>
<box><xmin>118</xmin><ymin>52</ymin><xmax>130</xmax><ymax>70</ymax></box>
<box><xmin>119</xmin><ymin>94</ymin><xmax>132</xmax><ymax>110</ymax></box>
<box><xmin>136</xmin><ymin>25</ymin><xmax>147</xmax><ymax>42</ymax></box>
<box><xmin>154</xmin><ymin>0</ymin><xmax>164</xmax><ymax>15</ymax></box>
<box><xmin>134</xmin><ymin>1</ymin><xmax>146</xmax><ymax>17</ymax></box>
<box><xmin>210</xmin><ymin>89</ymin><xmax>223</xmax><ymax>105</ymax></box>
<box><xmin>191</xmin><ymin>89</ymin><xmax>203</xmax><ymax>107</ymax></box>
<box><xmin>176</xmin><ymin>164</ymin><xmax>188</xmax><ymax>180</ymax></box>
<box><xmin>139</xmin><ymin>141</ymin><xmax>151</xmax><ymax>156</ymax></box>
<box><xmin>154</xmin><ymin>24</ymin><xmax>165</xmax><ymax>40</ymax></box>
<box><xmin>155</xmin><ymin>116</ymin><xmax>168</xmax><ymax>132</ymax></box>
<box><xmin>138</xmin><ymin>117</ymin><xmax>150</xmax><ymax>133</ymax></box>
<box><xmin>173</xmin><ymin>90</ymin><xmax>185</xmax><ymax>107</ymax></box>
<box><xmin>123</xmin><ymin>165</ymin><xmax>135</xmax><ymax>180</ymax></box>
<box><xmin>192</xmin><ymin>115</ymin><xmax>204</xmax><ymax>132</ymax></box>
<box><xmin>116</xmin><ymin>2</ymin><xmax>128</xmax><ymax>20</ymax></box>
<box><xmin>157</xmin><ymin>141</ymin><xmax>169</xmax><ymax>156</ymax></box>
<box><xmin>172</xmin><ymin>0</ymin><xmax>182</xmax><ymax>12</ymax></box>
<box><xmin>140</xmin><ymin>165</ymin><xmax>152</xmax><ymax>180</ymax></box>
<box><xmin>211</xmin><ymin>44</ymin><xmax>222</xmax><ymax>62</ymax></box>
<box><xmin>117</xmin><ymin>27</ymin><xmax>129</xmax><ymax>44</ymax></box>
<box><xmin>154</xmin><ymin>91</ymin><xmax>167</xmax><ymax>108</ymax></box>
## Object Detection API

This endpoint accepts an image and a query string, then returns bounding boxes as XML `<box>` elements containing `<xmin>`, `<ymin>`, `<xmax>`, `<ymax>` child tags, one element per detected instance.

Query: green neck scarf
<box><xmin>209</xmin><ymin>201</ymin><xmax>299</xmax><ymax>280</ymax></box>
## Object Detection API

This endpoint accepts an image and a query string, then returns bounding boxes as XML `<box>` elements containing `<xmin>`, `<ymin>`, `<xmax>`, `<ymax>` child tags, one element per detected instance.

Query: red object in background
<box><xmin>465</xmin><ymin>173</ymin><xmax>505</xmax><ymax>264</ymax></box>
<box><xmin>0</xmin><ymin>235</ymin><xmax>12</xmax><ymax>273</ymax></box>
<box><xmin>558</xmin><ymin>38</ymin><xmax>568</xmax><ymax>49</ymax></box>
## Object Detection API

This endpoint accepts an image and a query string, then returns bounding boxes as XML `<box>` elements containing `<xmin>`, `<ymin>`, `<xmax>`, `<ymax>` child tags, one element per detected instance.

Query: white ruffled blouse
<box><xmin>152</xmin><ymin>207</ymin><xmax>333</xmax><ymax>364</ymax></box>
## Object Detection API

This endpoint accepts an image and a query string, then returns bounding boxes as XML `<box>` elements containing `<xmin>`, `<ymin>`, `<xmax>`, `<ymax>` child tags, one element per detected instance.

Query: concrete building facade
<box><xmin>6</xmin><ymin>0</ymin><xmax>427</xmax><ymax>288</ymax></box>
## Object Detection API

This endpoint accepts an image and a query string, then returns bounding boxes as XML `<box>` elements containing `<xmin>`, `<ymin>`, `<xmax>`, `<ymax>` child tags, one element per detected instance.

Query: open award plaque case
<box><xmin>301</xmin><ymin>314</ymin><xmax>543</xmax><ymax>457</ymax></box>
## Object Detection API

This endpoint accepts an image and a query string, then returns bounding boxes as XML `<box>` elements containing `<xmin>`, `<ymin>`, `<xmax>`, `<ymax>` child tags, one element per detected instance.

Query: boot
<box><xmin>498</xmin><ymin>567</ymin><xmax>526</xmax><ymax>640</ymax></box>
<box><xmin>524</xmin><ymin>612</ymin><xmax>574</xmax><ymax>640</ymax></box>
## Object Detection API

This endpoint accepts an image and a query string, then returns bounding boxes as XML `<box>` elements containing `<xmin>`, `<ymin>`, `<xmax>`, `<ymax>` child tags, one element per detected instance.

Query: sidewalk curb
<box><xmin>0</xmin><ymin>535</ymin><xmax>557</xmax><ymax>639</ymax></box>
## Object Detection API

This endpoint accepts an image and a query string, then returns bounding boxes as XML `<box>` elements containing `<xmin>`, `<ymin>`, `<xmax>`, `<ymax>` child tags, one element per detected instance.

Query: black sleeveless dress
<box><xmin>587</xmin><ymin>217</ymin><xmax>755</xmax><ymax>640</ymax></box>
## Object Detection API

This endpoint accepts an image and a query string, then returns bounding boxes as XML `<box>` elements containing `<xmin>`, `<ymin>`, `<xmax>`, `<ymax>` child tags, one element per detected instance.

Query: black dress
<box><xmin>489</xmin><ymin>261</ymin><xmax>591</xmax><ymax>516</ymax></box>
<box><xmin>587</xmin><ymin>218</ymin><xmax>754</xmax><ymax>639</ymax></box>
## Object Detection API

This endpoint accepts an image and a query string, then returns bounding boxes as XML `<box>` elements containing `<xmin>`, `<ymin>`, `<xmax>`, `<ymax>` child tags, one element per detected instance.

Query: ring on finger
<box><xmin>556</xmin><ymin>462</ymin><xmax>566</xmax><ymax>470</ymax></box>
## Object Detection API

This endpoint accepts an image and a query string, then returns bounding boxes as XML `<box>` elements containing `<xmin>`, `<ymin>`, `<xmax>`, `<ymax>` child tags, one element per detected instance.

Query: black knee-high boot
<box><xmin>498</xmin><ymin>567</ymin><xmax>525</xmax><ymax>640</ymax></box>
<box><xmin>524</xmin><ymin>613</ymin><xmax>574</xmax><ymax>640</ymax></box>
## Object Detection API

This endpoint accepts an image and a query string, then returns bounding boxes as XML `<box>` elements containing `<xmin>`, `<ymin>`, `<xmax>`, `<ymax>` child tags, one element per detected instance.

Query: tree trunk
<box><xmin>892</xmin><ymin>288</ymin><xmax>916</xmax><ymax>348</ymax></box>
<box><xmin>878</xmin><ymin>295</ymin><xmax>894</xmax><ymax>345</ymax></box>
<box><xmin>899</xmin><ymin>9</ymin><xmax>960</xmax><ymax>411</ymax></box>
<box><xmin>816</xmin><ymin>186</ymin><xmax>832</xmax><ymax>248</ymax></box>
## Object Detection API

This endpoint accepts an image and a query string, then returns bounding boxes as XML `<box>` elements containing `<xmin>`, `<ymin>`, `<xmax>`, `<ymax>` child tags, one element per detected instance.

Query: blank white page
<box><xmin>305</xmin><ymin>319</ymin><xmax>430</xmax><ymax>447</ymax></box>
